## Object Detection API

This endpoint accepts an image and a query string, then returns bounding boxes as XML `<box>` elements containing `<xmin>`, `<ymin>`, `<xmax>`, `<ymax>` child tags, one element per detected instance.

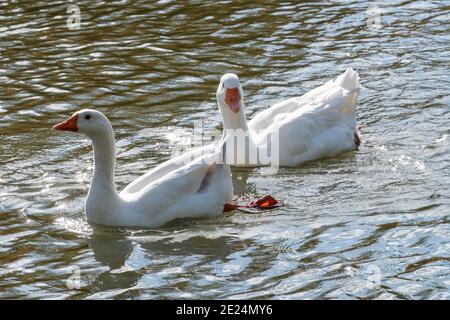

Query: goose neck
<box><xmin>221</xmin><ymin>103</ymin><xmax>249</xmax><ymax>132</ymax></box>
<box><xmin>90</xmin><ymin>132</ymin><xmax>118</xmax><ymax>196</ymax></box>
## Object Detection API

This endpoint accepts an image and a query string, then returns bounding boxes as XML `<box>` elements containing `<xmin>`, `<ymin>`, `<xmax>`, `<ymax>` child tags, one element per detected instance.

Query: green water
<box><xmin>0</xmin><ymin>0</ymin><xmax>449</xmax><ymax>299</ymax></box>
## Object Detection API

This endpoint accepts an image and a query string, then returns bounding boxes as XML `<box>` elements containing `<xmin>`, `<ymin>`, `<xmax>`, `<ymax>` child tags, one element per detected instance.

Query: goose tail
<box><xmin>215</xmin><ymin>134</ymin><xmax>229</xmax><ymax>165</ymax></box>
<box><xmin>196</xmin><ymin>135</ymin><xmax>231</xmax><ymax>193</ymax></box>
<box><xmin>337</xmin><ymin>68</ymin><xmax>362</xmax><ymax>144</ymax></box>
<box><xmin>337</xmin><ymin>67</ymin><xmax>361</xmax><ymax>94</ymax></box>
<box><xmin>336</xmin><ymin>68</ymin><xmax>361</xmax><ymax>114</ymax></box>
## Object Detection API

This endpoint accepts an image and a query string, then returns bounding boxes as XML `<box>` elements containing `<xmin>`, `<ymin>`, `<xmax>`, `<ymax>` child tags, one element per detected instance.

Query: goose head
<box><xmin>52</xmin><ymin>109</ymin><xmax>113</xmax><ymax>139</ymax></box>
<box><xmin>216</xmin><ymin>73</ymin><xmax>244</xmax><ymax>115</ymax></box>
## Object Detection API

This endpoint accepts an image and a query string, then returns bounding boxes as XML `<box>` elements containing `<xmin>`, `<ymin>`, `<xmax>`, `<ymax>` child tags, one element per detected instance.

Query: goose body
<box><xmin>53</xmin><ymin>110</ymin><xmax>233</xmax><ymax>228</ymax></box>
<box><xmin>216</xmin><ymin>68</ymin><xmax>361</xmax><ymax>167</ymax></box>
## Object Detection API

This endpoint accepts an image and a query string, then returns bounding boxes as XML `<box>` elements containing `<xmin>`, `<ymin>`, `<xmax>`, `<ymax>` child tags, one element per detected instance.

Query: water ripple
<box><xmin>0</xmin><ymin>0</ymin><xmax>449</xmax><ymax>299</ymax></box>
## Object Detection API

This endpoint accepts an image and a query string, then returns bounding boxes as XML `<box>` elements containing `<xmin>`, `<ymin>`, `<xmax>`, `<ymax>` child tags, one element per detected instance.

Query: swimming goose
<box><xmin>52</xmin><ymin>109</ymin><xmax>233</xmax><ymax>228</ymax></box>
<box><xmin>216</xmin><ymin>68</ymin><xmax>362</xmax><ymax>167</ymax></box>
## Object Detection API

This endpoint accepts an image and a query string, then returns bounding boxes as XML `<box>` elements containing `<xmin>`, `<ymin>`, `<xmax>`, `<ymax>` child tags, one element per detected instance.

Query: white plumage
<box><xmin>216</xmin><ymin>68</ymin><xmax>361</xmax><ymax>167</ymax></box>
<box><xmin>53</xmin><ymin>109</ymin><xmax>233</xmax><ymax>228</ymax></box>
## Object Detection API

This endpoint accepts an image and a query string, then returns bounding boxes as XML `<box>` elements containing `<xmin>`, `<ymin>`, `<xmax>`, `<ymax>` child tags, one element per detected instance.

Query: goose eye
<box><xmin>85</xmin><ymin>114</ymin><xmax>91</xmax><ymax>120</ymax></box>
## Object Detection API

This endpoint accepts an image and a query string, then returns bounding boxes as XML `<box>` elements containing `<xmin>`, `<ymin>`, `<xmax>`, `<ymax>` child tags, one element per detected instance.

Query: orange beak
<box><xmin>224</xmin><ymin>87</ymin><xmax>240</xmax><ymax>113</ymax></box>
<box><xmin>52</xmin><ymin>114</ymin><xmax>79</xmax><ymax>132</ymax></box>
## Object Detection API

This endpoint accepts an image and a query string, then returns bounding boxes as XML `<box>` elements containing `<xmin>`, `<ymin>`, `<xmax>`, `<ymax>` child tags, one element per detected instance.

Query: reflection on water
<box><xmin>0</xmin><ymin>1</ymin><xmax>449</xmax><ymax>299</ymax></box>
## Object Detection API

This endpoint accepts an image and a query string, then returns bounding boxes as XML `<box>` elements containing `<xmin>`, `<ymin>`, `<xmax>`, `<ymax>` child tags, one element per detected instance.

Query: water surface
<box><xmin>0</xmin><ymin>0</ymin><xmax>449</xmax><ymax>299</ymax></box>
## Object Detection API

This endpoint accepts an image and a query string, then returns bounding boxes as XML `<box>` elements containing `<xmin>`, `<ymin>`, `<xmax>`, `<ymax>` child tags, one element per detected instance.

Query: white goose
<box><xmin>216</xmin><ymin>68</ymin><xmax>362</xmax><ymax>167</ymax></box>
<box><xmin>52</xmin><ymin>109</ymin><xmax>233</xmax><ymax>228</ymax></box>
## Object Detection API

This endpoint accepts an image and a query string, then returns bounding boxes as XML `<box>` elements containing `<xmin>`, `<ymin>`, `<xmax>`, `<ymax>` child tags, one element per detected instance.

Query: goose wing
<box><xmin>249</xmin><ymin>68</ymin><xmax>360</xmax><ymax>137</ymax></box>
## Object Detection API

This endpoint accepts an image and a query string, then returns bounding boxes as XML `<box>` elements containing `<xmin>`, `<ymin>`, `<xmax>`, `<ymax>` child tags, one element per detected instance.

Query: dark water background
<box><xmin>0</xmin><ymin>0</ymin><xmax>449</xmax><ymax>299</ymax></box>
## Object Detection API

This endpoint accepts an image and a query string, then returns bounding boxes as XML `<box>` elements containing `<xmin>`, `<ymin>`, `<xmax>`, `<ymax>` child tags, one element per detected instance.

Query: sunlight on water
<box><xmin>0</xmin><ymin>0</ymin><xmax>448</xmax><ymax>300</ymax></box>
